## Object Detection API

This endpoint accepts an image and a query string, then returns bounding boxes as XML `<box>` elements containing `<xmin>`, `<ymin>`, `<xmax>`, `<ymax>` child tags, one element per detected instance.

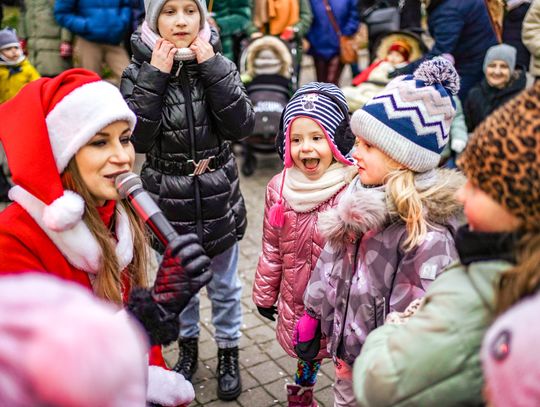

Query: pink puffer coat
<box><xmin>252</xmin><ymin>173</ymin><xmax>346</xmax><ymax>359</ymax></box>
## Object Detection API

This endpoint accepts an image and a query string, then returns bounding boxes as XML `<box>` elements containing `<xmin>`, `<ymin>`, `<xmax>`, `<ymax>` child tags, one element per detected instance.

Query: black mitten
<box><xmin>257</xmin><ymin>305</ymin><xmax>278</xmax><ymax>321</ymax></box>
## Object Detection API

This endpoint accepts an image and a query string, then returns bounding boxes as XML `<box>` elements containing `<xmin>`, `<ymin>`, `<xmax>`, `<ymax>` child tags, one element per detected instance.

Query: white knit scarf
<box><xmin>282</xmin><ymin>163</ymin><xmax>357</xmax><ymax>212</ymax></box>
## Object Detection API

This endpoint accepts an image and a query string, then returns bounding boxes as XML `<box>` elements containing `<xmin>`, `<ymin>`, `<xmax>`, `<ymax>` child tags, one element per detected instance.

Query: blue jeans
<box><xmin>179</xmin><ymin>243</ymin><xmax>242</xmax><ymax>348</ymax></box>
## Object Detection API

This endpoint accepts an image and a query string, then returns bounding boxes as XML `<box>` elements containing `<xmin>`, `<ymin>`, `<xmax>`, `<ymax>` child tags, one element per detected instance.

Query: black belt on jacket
<box><xmin>147</xmin><ymin>145</ymin><xmax>231</xmax><ymax>176</ymax></box>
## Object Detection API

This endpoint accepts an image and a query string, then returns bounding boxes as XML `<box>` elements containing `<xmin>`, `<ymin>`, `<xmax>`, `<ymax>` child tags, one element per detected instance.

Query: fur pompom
<box><xmin>318</xmin><ymin>187</ymin><xmax>388</xmax><ymax>248</ymax></box>
<box><xmin>269</xmin><ymin>200</ymin><xmax>285</xmax><ymax>228</ymax></box>
<box><xmin>42</xmin><ymin>191</ymin><xmax>85</xmax><ymax>232</ymax></box>
<box><xmin>413</xmin><ymin>56</ymin><xmax>460</xmax><ymax>95</ymax></box>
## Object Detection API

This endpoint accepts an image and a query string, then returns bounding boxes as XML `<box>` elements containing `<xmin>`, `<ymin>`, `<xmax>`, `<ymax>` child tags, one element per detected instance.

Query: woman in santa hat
<box><xmin>0</xmin><ymin>68</ymin><xmax>211</xmax><ymax>407</ymax></box>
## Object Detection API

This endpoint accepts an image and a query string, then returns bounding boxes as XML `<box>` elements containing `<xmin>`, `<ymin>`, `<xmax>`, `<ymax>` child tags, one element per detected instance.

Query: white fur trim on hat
<box><xmin>42</xmin><ymin>190</ymin><xmax>85</xmax><ymax>232</ymax></box>
<box><xmin>147</xmin><ymin>366</ymin><xmax>195</xmax><ymax>406</ymax></box>
<box><xmin>351</xmin><ymin>109</ymin><xmax>441</xmax><ymax>172</ymax></box>
<box><xmin>46</xmin><ymin>81</ymin><xmax>136</xmax><ymax>173</ymax></box>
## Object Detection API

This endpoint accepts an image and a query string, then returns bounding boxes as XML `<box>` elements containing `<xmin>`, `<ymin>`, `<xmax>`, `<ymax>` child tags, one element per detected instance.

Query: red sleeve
<box><xmin>0</xmin><ymin>232</ymin><xmax>47</xmax><ymax>274</ymax></box>
<box><xmin>149</xmin><ymin>345</ymin><xmax>168</xmax><ymax>368</ymax></box>
<box><xmin>352</xmin><ymin>60</ymin><xmax>383</xmax><ymax>86</ymax></box>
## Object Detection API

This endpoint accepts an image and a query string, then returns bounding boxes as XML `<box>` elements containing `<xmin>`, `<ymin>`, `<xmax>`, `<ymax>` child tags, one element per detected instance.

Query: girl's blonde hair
<box><xmin>62</xmin><ymin>160</ymin><xmax>149</xmax><ymax>304</ymax></box>
<box><xmin>385</xmin><ymin>168</ymin><xmax>449</xmax><ymax>251</ymax></box>
<box><xmin>496</xmin><ymin>233</ymin><xmax>540</xmax><ymax>314</ymax></box>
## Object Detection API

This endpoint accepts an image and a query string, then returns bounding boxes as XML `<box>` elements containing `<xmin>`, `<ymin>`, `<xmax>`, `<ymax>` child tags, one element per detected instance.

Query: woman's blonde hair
<box><xmin>496</xmin><ymin>233</ymin><xmax>540</xmax><ymax>314</ymax></box>
<box><xmin>385</xmin><ymin>168</ymin><xmax>449</xmax><ymax>251</ymax></box>
<box><xmin>62</xmin><ymin>160</ymin><xmax>149</xmax><ymax>304</ymax></box>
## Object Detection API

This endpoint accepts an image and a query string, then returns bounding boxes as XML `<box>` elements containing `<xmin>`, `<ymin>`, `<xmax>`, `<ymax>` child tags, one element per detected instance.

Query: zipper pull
<box><xmin>175</xmin><ymin>61</ymin><xmax>183</xmax><ymax>77</ymax></box>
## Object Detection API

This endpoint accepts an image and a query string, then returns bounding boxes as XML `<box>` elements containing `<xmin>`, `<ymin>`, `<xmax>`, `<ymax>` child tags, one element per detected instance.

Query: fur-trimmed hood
<box><xmin>318</xmin><ymin>169</ymin><xmax>465</xmax><ymax>248</ymax></box>
<box><xmin>244</xmin><ymin>35</ymin><xmax>292</xmax><ymax>79</ymax></box>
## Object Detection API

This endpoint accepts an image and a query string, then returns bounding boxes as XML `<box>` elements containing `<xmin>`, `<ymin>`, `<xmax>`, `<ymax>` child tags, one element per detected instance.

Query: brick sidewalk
<box><xmin>162</xmin><ymin>154</ymin><xmax>335</xmax><ymax>407</ymax></box>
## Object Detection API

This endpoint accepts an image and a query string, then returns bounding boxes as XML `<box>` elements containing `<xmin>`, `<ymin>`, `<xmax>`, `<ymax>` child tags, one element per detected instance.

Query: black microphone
<box><xmin>115</xmin><ymin>172</ymin><xmax>178</xmax><ymax>247</ymax></box>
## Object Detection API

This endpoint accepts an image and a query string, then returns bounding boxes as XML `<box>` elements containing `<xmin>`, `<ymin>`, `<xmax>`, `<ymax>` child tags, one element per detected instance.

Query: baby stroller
<box><xmin>342</xmin><ymin>30</ymin><xmax>427</xmax><ymax>112</ymax></box>
<box><xmin>238</xmin><ymin>35</ymin><xmax>300</xmax><ymax>176</ymax></box>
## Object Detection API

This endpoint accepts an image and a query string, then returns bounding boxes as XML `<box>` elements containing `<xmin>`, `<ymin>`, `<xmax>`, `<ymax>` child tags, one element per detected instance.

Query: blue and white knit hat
<box><xmin>351</xmin><ymin>57</ymin><xmax>460</xmax><ymax>172</ymax></box>
<box><xmin>282</xmin><ymin>82</ymin><xmax>353</xmax><ymax>168</ymax></box>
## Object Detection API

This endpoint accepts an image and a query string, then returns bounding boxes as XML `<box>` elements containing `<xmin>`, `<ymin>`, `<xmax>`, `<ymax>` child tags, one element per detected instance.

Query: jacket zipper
<box><xmin>178</xmin><ymin>62</ymin><xmax>204</xmax><ymax>242</ymax></box>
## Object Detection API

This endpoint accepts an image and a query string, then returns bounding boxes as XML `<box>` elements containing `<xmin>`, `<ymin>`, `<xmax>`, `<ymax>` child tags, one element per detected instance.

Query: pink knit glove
<box><xmin>293</xmin><ymin>312</ymin><xmax>319</xmax><ymax>345</ymax></box>
<box><xmin>293</xmin><ymin>312</ymin><xmax>321</xmax><ymax>361</ymax></box>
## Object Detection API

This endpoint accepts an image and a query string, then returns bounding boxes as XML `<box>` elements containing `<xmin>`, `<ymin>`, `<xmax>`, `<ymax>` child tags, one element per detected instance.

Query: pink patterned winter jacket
<box><xmin>252</xmin><ymin>173</ymin><xmax>347</xmax><ymax>359</ymax></box>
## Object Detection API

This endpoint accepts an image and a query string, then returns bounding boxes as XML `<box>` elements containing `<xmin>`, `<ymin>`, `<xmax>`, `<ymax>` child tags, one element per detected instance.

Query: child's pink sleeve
<box><xmin>252</xmin><ymin>178</ymin><xmax>283</xmax><ymax>308</ymax></box>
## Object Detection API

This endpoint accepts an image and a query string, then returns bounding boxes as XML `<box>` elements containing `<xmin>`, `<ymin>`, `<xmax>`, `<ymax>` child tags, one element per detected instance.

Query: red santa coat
<box><xmin>0</xmin><ymin>194</ymin><xmax>193</xmax><ymax>406</ymax></box>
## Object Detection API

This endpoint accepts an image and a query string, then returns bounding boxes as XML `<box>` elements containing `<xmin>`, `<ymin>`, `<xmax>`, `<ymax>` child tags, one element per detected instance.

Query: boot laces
<box><xmin>218</xmin><ymin>348</ymin><xmax>238</xmax><ymax>376</ymax></box>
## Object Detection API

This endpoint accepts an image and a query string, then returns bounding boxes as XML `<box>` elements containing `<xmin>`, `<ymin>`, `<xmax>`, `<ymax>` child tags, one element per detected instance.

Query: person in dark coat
<box><xmin>389</xmin><ymin>0</ymin><xmax>498</xmax><ymax>103</ymax></box>
<box><xmin>120</xmin><ymin>0</ymin><xmax>255</xmax><ymax>401</ymax></box>
<box><xmin>464</xmin><ymin>44</ymin><xmax>527</xmax><ymax>132</ymax></box>
<box><xmin>503</xmin><ymin>0</ymin><xmax>532</xmax><ymax>70</ymax></box>
<box><xmin>306</xmin><ymin>0</ymin><xmax>359</xmax><ymax>85</ymax></box>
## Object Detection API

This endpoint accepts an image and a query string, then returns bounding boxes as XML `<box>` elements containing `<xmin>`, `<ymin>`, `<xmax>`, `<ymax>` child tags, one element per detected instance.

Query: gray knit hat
<box><xmin>144</xmin><ymin>0</ymin><xmax>208</xmax><ymax>34</ymax></box>
<box><xmin>0</xmin><ymin>28</ymin><xmax>19</xmax><ymax>50</ymax></box>
<box><xmin>483</xmin><ymin>44</ymin><xmax>517</xmax><ymax>75</ymax></box>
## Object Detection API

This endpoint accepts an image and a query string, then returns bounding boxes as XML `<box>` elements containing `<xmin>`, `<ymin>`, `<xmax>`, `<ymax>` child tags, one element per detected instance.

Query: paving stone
<box><xmin>241</xmin><ymin>310</ymin><xmax>265</xmax><ymax>331</ymax></box>
<box><xmin>264</xmin><ymin>340</ymin><xmax>288</xmax><ymax>360</ymax></box>
<box><xmin>240</xmin><ymin>344</ymin><xmax>270</xmax><ymax>368</ymax></box>
<box><xmin>237</xmin><ymin>386</ymin><xmax>278</xmax><ymax>407</ymax></box>
<box><xmin>246</xmin><ymin>360</ymin><xmax>284</xmax><ymax>385</ymax></box>
<box><xmin>274</xmin><ymin>354</ymin><xmax>298</xmax><ymax>377</ymax></box>
<box><xmin>319</xmin><ymin>359</ymin><xmax>335</xmax><ymax>379</ymax></box>
<box><xmin>245</xmin><ymin>323</ymin><xmax>277</xmax><ymax>344</ymax></box>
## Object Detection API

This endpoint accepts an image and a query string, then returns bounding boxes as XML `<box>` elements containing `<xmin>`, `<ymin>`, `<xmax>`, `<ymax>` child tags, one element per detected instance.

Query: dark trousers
<box><xmin>313</xmin><ymin>55</ymin><xmax>344</xmax><ymax>85</ymax></box>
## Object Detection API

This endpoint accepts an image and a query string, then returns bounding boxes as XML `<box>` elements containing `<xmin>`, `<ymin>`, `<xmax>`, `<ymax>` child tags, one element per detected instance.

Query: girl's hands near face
<box><xmin>150</xmin><ymin>38</ymin><xmax>176</xmax><ymax>73</ymax></box>
<box><xmin>189</xmin><ymin>36</ymin><xmax>215</xmax><ymax>64</ymax></box>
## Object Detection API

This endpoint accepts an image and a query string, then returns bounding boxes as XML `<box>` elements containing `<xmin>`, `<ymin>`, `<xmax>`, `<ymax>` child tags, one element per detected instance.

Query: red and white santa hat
<box><xmin>0</xmin><ymin>68</ymin><xmax>136</xmax><ymax>232</ymax></box>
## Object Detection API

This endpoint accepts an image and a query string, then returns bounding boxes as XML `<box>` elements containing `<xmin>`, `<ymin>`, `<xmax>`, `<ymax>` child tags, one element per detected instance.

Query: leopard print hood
<box><xmin>458</xmin><ymin>81</ymin><xmax>540</xmax><ymax>230</ymax></box>
<box><xmin>318</xmin><ymin>169</ymin><xmax>465</xmax><ymax>248</ymax></box>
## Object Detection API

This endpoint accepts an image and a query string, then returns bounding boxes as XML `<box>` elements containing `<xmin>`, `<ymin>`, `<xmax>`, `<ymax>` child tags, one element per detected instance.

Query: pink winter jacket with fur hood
<box><xmin>253</xmin><ymin>167</ymin><xmax>354</xmax><ymax>359</ymax></box>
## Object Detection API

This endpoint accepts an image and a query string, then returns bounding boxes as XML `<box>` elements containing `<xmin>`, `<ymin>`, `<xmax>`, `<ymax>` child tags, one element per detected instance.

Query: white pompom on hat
<box><xmin>0</xmin><ymin>68</ymin><xmax>136</xmax><ymax>232</ymax></box>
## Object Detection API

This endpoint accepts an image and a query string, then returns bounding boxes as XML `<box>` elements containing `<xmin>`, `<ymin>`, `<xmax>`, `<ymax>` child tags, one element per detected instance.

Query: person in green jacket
<box><xmin>18</xmin><ymin>0</ymin><xmax>73</xmax><ymax>77</ymax></box>
<box><xmin>206</xmin><ymin>0</ymin><xmax>251</xmax><ymax>64</ymax></box>
<box><xmin>352</xmin><ymin>80</ymin><xmax>540</xmax><ymax>407</ymax></box>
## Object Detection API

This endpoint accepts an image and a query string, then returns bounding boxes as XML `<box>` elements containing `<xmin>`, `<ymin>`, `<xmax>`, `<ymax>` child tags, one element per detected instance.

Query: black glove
<box><xmin>257</xmin><ymin>305</ymin><xmax>278</xmax><ymax>321</ymax></box>
<box><xmin>152</xmin><ymin>233</ymin><xmax>212</xmax><ymax>314</ymax></box>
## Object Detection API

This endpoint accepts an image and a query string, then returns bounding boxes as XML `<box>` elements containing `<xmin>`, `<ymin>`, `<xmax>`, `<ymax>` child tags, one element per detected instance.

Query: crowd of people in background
<box><xmin>0</xmin><ymin>0</ymin><xmax>539</xmax><ymax>406</ymax></box>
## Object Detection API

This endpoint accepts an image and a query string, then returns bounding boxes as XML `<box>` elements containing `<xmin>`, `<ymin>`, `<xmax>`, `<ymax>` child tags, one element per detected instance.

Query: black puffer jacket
<box><xmin>120</xmin><ymin>29</ymin><xmax>255</xmax><ymax>258</ymax></box>
<box><xmin>464</xmin><ymin>68</ymin><xmax>527</xmax><ymax>132</ymax></box>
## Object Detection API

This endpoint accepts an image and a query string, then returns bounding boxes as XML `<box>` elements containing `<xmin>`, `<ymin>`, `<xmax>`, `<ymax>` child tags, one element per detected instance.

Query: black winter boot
<box><xmin>173</xmin><ymin>337</ymin><xmax>198</xmax><ymax>382</ymax></box>
<box><xmin>217</xmin><ymin>347</ymin><xmax>242</xmax><ymax>400</ymax></box>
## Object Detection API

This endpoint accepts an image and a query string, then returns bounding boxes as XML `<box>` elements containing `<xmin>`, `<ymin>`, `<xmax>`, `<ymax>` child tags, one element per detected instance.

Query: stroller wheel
<box><xmin>241</xmin><ymin>153</ymin><xmax>257</xmax><ymax>177</ymax></box>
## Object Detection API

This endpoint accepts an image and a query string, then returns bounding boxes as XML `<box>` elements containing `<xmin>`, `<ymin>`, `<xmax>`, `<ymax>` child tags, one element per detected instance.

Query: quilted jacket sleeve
<box><xmin>252</xmin><ymin>179</ymin><xmax>282</xmax><ymax>308</ymax></box>
<box><xmin>389</xmin><ymin>228</ymin><xmax>458</xmax><ymax>313</ymax></box>
<box><xmin>198</xmin><ymin>54</ymin><xmax>255</xmax><ymax>142</ymax></box>
<box><xmin>303</xmin><ymin>243</ymin><xmax>339</xmax><ymax>320</ymax></box>
<box><xmin>120</xmin><ymin>62</ymin><xmax>170</xmax><ymax>153</ymax></box>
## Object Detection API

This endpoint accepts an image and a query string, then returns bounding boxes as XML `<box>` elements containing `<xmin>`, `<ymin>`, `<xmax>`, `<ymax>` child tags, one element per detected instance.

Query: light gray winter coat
<box><xmin>304</xmin><ymin>170</ymin><xmax>465</xmax><ymax>366</ymax></box>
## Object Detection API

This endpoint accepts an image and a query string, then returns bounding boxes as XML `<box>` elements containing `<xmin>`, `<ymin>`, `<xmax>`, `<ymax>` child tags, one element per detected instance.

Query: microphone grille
<box><xmin>115</xmin><ymin>172</ymin><xmax>143</xmax><ymax>199</ymax></box>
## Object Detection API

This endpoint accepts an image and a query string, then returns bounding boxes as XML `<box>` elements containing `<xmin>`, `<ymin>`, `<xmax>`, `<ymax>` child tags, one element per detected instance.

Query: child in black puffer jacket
<box><xmin>120</xmin><ymin>0</ymin><xmax>254</xmax><ymax>401</ymax></box>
